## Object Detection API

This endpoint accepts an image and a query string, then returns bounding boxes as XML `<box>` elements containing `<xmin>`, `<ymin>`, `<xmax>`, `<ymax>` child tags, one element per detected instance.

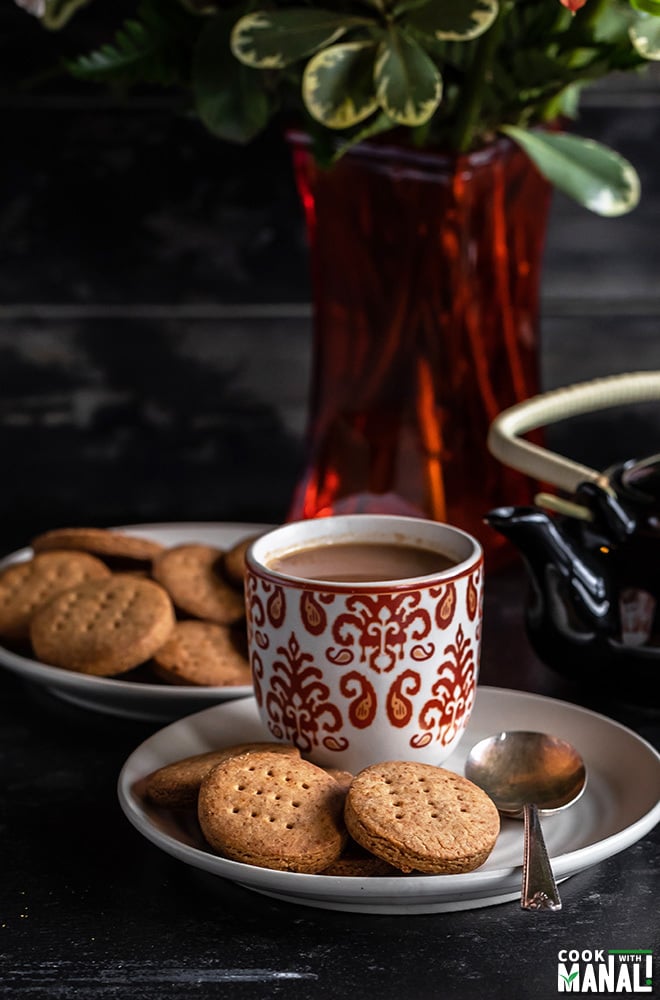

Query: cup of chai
<box><xmin>245</xmin><ymin>514</ymin><xmax>483</xmax><ymax>772</ymax></box>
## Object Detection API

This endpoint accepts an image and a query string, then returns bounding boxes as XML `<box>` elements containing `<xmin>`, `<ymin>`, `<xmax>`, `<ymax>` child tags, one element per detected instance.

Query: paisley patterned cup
<box><xmin>245</xmin><ymin>514</ymin><xmax>483</xmax><ymax>772</ymax></box>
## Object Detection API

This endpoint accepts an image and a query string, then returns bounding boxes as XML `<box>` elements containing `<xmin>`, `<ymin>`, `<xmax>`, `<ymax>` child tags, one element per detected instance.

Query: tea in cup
<box><xmin>245</xmin><ymin>514</ymin><xmax>483</xmax><ymax>772</ymax></box>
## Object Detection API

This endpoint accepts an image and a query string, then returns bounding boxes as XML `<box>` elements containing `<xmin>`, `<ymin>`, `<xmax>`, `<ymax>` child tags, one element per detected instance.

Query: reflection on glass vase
<box><xmin>288</xmin><ymin>132</ymin><xmax>552</xmax><ymax>565</ymax></box>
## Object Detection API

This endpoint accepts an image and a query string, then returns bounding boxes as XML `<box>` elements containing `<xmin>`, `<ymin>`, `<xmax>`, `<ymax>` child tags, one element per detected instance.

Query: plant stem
<box><xmin>450</xmin><ymin>2</ymin><xmax>509</xmax><ymax>153</ymax></box>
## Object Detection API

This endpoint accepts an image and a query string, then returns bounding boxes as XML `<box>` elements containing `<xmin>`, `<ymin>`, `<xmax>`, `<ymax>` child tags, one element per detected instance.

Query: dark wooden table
<box><xmin>1</xmin><ymin>561</ymin><xmax>658</xmax><ymax>1000</ymax></box>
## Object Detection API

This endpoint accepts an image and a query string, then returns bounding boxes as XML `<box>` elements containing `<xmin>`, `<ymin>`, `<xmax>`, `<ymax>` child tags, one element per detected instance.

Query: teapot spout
<box><xmin>486</xmin><ymin>506</ymin><xmax>577</xmax><ymax>566</ymax></box>
<box><xmin>487</xmin><ymin>505</ymin><xmax>559</xmax><ymax>540</ymax></box>
<box><xmin>486</xmin><ymin>505</ymin><xmax>615</xmax><ymax>633</ymax></box>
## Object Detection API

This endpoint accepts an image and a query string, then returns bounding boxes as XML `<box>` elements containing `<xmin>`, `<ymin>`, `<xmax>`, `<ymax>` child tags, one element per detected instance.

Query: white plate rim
<box><xmin>0</xmin><ymin>522</ymin><xmax>273</xmax><ymax>717</ymax></box>
<box><xmin>117</xmin><ymin>686</ymin><xmax>660</xmax><ymax>914</ymax></box>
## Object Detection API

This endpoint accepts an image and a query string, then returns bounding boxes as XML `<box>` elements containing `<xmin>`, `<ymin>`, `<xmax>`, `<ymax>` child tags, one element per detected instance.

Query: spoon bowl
<box><xmin>465</xmin><ymin>730</ymin><xmax>587</xmax><ymax>816</ymax></box>
<box><xmin>465</xmin><ymin>731</ymin><xmax>587</xmax><ymax>910</ymax></box>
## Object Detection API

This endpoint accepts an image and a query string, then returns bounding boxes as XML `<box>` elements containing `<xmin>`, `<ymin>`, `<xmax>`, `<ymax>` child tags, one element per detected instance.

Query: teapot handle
<box><xmin>488</xmin><ymin>370</ymin><xmax>660</xmax><ymax>494</ymax></box>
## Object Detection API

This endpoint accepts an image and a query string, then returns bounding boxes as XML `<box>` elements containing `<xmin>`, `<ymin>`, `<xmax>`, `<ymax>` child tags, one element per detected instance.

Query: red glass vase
<box><xmin>288</xmin><ymin>133</ymin><xmax>552</xmax><ymax>564</ymax></box>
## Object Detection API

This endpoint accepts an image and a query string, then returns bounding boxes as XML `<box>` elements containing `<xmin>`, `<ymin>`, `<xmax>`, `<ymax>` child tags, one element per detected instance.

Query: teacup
<box><xmin>245</xmin><ymin>514</ymin><xmax>483</xmax><ymax>772</ymax></box>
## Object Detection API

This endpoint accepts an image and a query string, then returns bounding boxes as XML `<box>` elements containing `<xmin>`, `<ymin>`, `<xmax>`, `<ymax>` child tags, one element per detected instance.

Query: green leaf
<box><xmin>630</xmin><ymin>0</ymin><xmax>660</xmax><ymax>15</ymax></box>
<box><xmin>501</xmin><ymin>126</ymin><xmax>641</xmax><ymax>217</ymax></box>
<box><xmin>193</xmin><ymin>10</ymin><xmax>273</xmax><ymax>143</ymax></box>
<box><xmin>231</xmin><ymin>9</ymin><xmax>368</xmax><ymax>69</ymax></box>
<box><xmin>406</xmin><ymin>0</ymin><xmax>499</xmax><ymax>42</ymax></box>
<box><xmin>548</xmin><ymin>82</ymin><xmax>583</xmax><ymax>120</ymax></box>
<box><xmin>591</xmin><ymin>2</ymin><xmax>639</xmax><ymax>43</ymax></box>
<box><xmin>302</xmin><ymin>41</ymin><xmax>379</xmax><ymax>128</ymax></box>
<box><xmin>630</xmin><ymin>12</ymin><xmax>660</xmax><ymax>58</ymax></box>
<box><xmin>374</xmin><ymin>29</ymin><xmax>442</xmax><ymax>125</ymax></box>
<box><xmin>42</xmin><ymin>0</ymin><xmax>92</xmax><ymax>29</ymax></box>
<box><xmin>66</xmin><ymin>0</ymin><xmax>193</xmax><ymax>84</ymax></box>
<box><xmin>392</xmin><ymin>0</ymin><xmax>432</xmax><ymax>14</ymax></box>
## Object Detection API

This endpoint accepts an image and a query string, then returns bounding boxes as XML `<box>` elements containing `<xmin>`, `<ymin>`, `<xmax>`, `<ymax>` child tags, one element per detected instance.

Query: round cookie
<box><xmin>152</xmin><ymin>544</ymin><xmax>245</xmax><ymax>625</ymax></box>
<box><xmin>0</xmin><ymin>551</ymin><xmax>111</xmax><ymax>642</ymax></box>
<box><xmin>344</xmin><ymin>761</ymin><xmax>500</xmax><ymax>874</ymax></box>
<box><xmin>151</xmin><ymin>620</ymin><xmax>251</xmax><ymax>687</ymax></box>
<box><xmin>323</xmin><ymin>768</ymin><xmax>354</xmax><ymax>793</ymax></box>
<box><xmin>29</xmin><ymin>575</ymin><xmax>175</xmax><ymax>676</ymax></box>
<box><xmin>198</xmin><ymin>751</ymin><xmax>347</xmax><ymax>873</ymax></box>
<box><xmin>222</xmin><ymin>533</ymin><xmax>263</xmax><ymax>589</ymax></box>
<box><xmin>145</xmin><ymin>742</ymin><xmax>301</xmax><ymax>809</ymax></box>
<box><xmin>321</xmin><ymin>839</ymin><xmax>402</xmax><ymax>877</ymax></box>
<box><xmin>31</xmin><ymin>527</ymin><xmax>164</xmax><ymax>563</ymax></box>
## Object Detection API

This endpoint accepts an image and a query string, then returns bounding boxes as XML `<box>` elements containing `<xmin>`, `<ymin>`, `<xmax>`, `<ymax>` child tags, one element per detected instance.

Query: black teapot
<box><xmin>486</xmin><ymin>372</ymin><xmax>660</xmax><ymax>703</ymax></box>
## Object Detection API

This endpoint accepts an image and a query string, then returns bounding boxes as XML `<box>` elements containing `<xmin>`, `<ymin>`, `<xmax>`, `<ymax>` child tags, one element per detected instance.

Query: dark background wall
<box><xmin>1</xmin><ymin>3</ymin><xmax>660</xmax><ymax>555</ymax></box>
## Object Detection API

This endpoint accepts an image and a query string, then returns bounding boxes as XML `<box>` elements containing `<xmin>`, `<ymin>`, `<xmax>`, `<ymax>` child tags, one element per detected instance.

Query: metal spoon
<box><xmin>465</xmin><ymin>731</ymin><xmax>587</xmax><ymax>911</ymax></box>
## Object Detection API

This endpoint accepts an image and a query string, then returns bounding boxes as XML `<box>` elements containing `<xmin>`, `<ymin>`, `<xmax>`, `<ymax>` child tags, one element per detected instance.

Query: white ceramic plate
<box><xmin>0</xmin><ymin>523</ymin><xmax>272</xmax><ymax>722</ymax></box>
<box><xmin>118</xmin><ymin>686</ymin><xmax>660</xmax><ymax>914</ymax></box>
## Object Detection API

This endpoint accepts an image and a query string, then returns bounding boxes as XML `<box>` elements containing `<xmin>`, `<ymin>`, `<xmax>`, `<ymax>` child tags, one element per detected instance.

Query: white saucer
<box><xmin>0</xmin><ymin>523</ymin><xmax>272</xmax><ymax>722</ymax></box>
<box><xmin>117</xmin><ymin>687</ymin><xmax>660</xmax><ymax>914</ymax></box>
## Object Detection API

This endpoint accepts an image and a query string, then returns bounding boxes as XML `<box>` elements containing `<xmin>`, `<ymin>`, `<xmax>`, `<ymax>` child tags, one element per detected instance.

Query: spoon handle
<box><xmin>521</xmin><ymin>803</ymin><xmax>562</xmax><ymax>911</ymax></box>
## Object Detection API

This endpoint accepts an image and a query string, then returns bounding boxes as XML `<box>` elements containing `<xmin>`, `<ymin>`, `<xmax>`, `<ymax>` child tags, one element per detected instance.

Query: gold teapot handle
<box><xmin>488</xmin><ymin>371</ymin><xmax>660</xmax><ymax>495</ymax></box>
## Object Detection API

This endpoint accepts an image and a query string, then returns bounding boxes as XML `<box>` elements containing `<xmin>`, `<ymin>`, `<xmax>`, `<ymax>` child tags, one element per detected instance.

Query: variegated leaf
<box><xmin>41</xmin><ymin>0</ymin><xmax>92</xmax><ymax>28</ymax></box>
<box><xmin>502</xmin><ymin>126</ymin><xmax>640</xmax><ymax>217</ymax></box>
<box><xmin>374</xmin><ymin>30</ymin><xmax>442</xmax><ymax>126</ymax></box>
<box><xmin>406</xmin><ymin>0</ymin><xmax>499</xmax><ymax>42</ymax></box>
<box><xmin>630</xmin><ymin>12</ymin><xmax>660</xmax><ymax>59</ymax></box>
<box><xmin>231</xmin><ymin>9</ymin><xmax>364</xmax><ymax>69</ymax></box>
<box><xmin>303</xmin><ymin>42</ymin><xmax>379</xmax><ymax>129</ymax></box>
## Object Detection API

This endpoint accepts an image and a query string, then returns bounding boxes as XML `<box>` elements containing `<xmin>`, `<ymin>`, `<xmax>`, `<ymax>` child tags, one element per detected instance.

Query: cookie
<box><xmin>222</xmin><ymin>533</ymin><xmax>263</xmax><ymax>589</ymax></box>
<box><xmin>197</xmin><ymin>751</ymin><xmax>347</xmax><ymax>873</ymax></box>
<box><xmin>31</xmin><ymin>527</ymin><xmax>164</xmax><ymax>564</ymax></box>
<box><xmin>151</xmin><ymin>620</ymin><xmax>251</xmax><ymax>687</ymax></box>
<box><xmin>145</xmin><ymin>742</ymin><xmax>301</xmax><ymax>809</ymax></box>
<box><xmin>0</xmin><ymin>551</ymin><xmax>111</xmax><ymax>641</ymax></box>
<box><xmin>323</xmin><ymin>768</ymin><xmax>354</xmax><ymax>793</ymax></box>
<box><xmin>152</xmin><ymin>544</ymin><xmax>245</xmax><ymax>625</ymax></box>
<box><xmin>29</xmin><ymin>575</ymin><xmax>175</xmax><ymax>676</ymax></box>
<box><xmin>320</xmin><ymin>839</ymin><xmax>402</xmax><ymax>877</ymax></box>
<box><xmin>344</xmin><ymin>761</ymin><xmax>500</xmax><ymax>874</ymax></box>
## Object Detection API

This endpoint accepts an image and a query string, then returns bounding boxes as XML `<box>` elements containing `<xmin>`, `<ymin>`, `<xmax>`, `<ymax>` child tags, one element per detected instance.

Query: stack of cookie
<box><xmin>0</xmin><ymin>527</ymin><xmax>262</xmax><ymax>686</ymax></box>
<box><xmin>144</xmin><ymin>744</ymin><xmax>501</xmax><ymax>877</ymax></box>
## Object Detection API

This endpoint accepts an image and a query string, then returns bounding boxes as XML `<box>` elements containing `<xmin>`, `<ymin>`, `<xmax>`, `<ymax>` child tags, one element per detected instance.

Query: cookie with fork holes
<box><xmin>0</xmin><ymin>550</ymin><xmax>111</xmax><ymax>642</ymax></box>
<box><xmin>151</xmin><ymin>620</ymin><xmax>251</xmax><ymax>687</ymax></box>
<box><xmin>344</xmin><ymin>760</ymin><xmax>500</xmax><ymax>874</ymax></box>
<box><xmin>152</xmin><ymin>544</ymin><xmax>245</xmax><ymax>626</ymax></box>
<box><xmin>29</xmin><ymin>575</ymin><xmax>175</xmax><ymax>676</ymax></box>
<box><xmin>197</xmin><ymin>751</ymin><xmax>347</xmax><ymax>873</ymax></box>
<box><xmin>145</xmin><ymin>742</ymin><xmax>301</xmax><ymax>809</ymax></box>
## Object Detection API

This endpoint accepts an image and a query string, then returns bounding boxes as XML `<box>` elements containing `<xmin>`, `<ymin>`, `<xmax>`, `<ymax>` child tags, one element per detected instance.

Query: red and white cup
<box><xmin>245</xmin><ymin>514</ymin><xmax>483</xmax><ymax>772</ymax></box>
